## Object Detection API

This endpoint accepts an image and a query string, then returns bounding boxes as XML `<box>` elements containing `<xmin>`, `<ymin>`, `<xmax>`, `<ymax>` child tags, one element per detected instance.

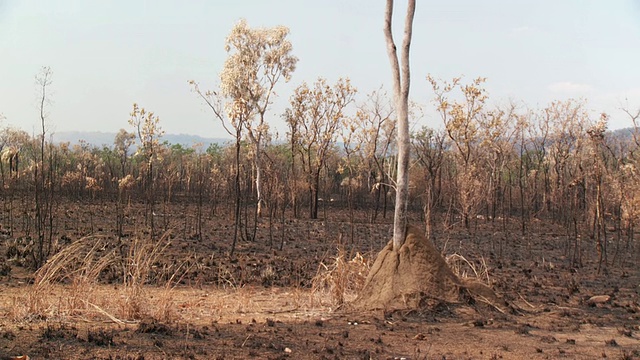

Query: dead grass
<box><xmin>311</xmin><ymin>246</ymin><xmax>370</xmax><ymax>307</ymax></box>
<box><xmin>9</xmin><ymin>235</ymin><xmax>115</xmax><ymax>321</ymax></box>
<box><xmin>118</xmin><ymin>233</ymin><xmax>172</xmax><ymax>320</ymax></box>
<box><xmin>10</xmin><ymin>231</ymin><xmax>188</xmax><ymax>324</ymax></box>
<box><xmin>446</xmin><ymin>253</ymin><xmax>492</xmax><ymax>286</ymax></box>
<box><xmin>150</xmin><ymin>262</ymin><xmax>191</xmax><ymax>323</ymax></box>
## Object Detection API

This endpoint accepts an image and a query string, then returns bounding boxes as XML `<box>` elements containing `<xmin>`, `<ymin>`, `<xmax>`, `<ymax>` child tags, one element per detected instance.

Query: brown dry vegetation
<box><xmin>0</xmin><ymin>200</ymin><xmax>638</xmax><ymax>359</ymax></box>
<box><xmin>2</xmin><ymin>44</ymin><xmax>640</xmax><ymax>358</ymax></box>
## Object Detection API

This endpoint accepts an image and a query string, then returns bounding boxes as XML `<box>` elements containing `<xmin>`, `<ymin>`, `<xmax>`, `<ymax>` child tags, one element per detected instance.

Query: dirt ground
<box><xmin>0</xmin><ymin>200</ymin><xmax>639</xmax><ymax>359</ymax></box>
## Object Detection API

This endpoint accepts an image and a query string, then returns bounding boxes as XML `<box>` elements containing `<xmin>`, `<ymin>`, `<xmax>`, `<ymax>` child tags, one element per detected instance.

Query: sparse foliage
<box><xmin>428</xmin><ymin>76</ymin><xmax>488</xmax><ymax>229</ymax></box>
<box><xmin>33</xmin><ymin>66</ymin><xmax>55</xmax><ymax>268</ymax></box>
<box><xmin>285</xmin><ymin>77</ymin><xmax>357</xmax><ymax>219</ymax></box>
<box><xmin>129</xmin><ymin>103</ymin><xmax>164</xmax><ymax>237</ymax></box>
<box><xmin>221</xmin><ymin>19</ymin><xmax>297</xmax><ymax>221</ymax></box>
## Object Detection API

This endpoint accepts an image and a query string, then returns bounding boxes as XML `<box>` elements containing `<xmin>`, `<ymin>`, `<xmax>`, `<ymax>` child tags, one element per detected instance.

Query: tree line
<box><xmin>1</xmin><ymin>20</ymin><xmax>639</xmax><ymax>273</ymax></box>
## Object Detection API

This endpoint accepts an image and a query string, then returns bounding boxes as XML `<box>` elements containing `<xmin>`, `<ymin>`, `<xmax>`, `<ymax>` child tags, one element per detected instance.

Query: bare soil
<box><xmin>0</xmin><ymin>200</ymin><xmax>639</xmax><ymax>359</ymax></box>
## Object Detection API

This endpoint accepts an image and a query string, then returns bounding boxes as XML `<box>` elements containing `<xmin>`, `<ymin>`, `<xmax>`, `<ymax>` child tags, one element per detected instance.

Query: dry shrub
<box><xmin>446</xmin><ymin>253</ymin><xmax>491</xmax><ymax>286</ymax></box>
<box><xmin>5</xmin><ymin>237</ymin><xmax>34</xmax><ymax>267</ymax></box>
<box><xmin>118</xmin><ymin>174</ymin><xmax>136</xmax><ymax>190</ymax></box>
<box><xmin>311</xmin><ymin>246</ymin><xmax>370</xmax><ymax>307</ymax></box>
<box><xmin>61</xmin><ymin>170</ymin><xmax>83</xmax><ymax>188</ymax></box>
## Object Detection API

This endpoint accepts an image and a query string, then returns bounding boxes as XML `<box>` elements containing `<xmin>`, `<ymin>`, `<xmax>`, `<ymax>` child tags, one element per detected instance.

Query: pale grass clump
<box><xmin>146</xmin><ymin>258</ymin><xmax>192</xmax><ymax>323</ymax></box>
<box><xmin>446</xmin><ymin>253</ymin><xmax>492</xmax><ymax>286</ymax></box>
<box><xmin>197</xmin><ymin>287</ymin><xmax>256</xmax><ymax>320</ymax></box>
<box><xmin>232</xmin><ymin>287</ymin><xmax>256</xmax><ymax>314</ymax></box>
<box><xmin>11</xmin><ymin>232</ymin><xmax>183</xmax><ymax>324</ymax></box>
<box><xmin>311</xmin><ymin>247</ymin><xmax>370</xmax><ymax>307</ymax></box>
<box><xmin>151</xmin><ymin>287</ymin><xmax>179</xmax><ymax>323</ymax></box>
<box><xmin>12</xmin><ymin>235</ymin><xmax>116</xmax><ymax>321</ymax></box>
<box><xmin>117</xmin><ymin>234</ymin><xmax>171</xmax><ymax>320</ymax></box>
<box><xmin>287</xmin><ymin>286</ymin><xmax>307</xmax><ymax>310</ymax></box>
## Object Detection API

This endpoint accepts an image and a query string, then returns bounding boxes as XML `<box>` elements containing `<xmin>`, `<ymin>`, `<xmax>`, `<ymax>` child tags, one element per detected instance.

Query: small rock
<box><xmin>413</xmin><ymin>333</ymin><xmax>426</xmax><ymax>340</ymax></box>
<box><xmin>540</xmin><ymin>335</ymin><xmax>557</xmax><ymax>343</ymax></box>
<box><xmin>284</xmin><ymin>347</ymin><xmax>292</xmax><ymax>353</ymax></box>
<box><xmin>587</xmin><ymin>295</ymin><xmax>610</xmax><ymax>305</ymax></box>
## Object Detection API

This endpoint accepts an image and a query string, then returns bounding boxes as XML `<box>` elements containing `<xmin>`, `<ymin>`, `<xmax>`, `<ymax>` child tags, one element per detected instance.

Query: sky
<box><xmin>1</xmin><ymin>0</ymin><xmax>639</xmax><ymax>140</ymax></box>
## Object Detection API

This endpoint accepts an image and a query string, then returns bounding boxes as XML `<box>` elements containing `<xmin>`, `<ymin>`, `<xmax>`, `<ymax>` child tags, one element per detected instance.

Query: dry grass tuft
<box><xmin>11</xmin><ymin>231</ymin><xmax>185</xmax><ymax>324</ymax></box>
<box><xmin>446</xmin><ymin>253</ymin><xmax>492</xmax><ymax>285</ymax></box>
<box><xmin>13</xmin><ymin>235</ymin><xmax>116</xmax><ymax>321</ymax></box>
<box><xmin>118</xmin><ymin>233</ymin><xmax>172</xmax><ymax>320</ymax></box>
<box><xmin>311</xmin><ymin>246</ymin><xmax>370</xmax><ymax>307</ymax></box>
<box><xmin>149</xmin><ymin>261</ymin><xmax>192</xmax><ymax>323</ymax></box>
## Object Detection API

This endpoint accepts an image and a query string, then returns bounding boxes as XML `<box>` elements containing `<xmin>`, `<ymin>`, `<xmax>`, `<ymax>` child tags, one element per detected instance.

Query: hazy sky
<box><xmin>1</xmin><ymin>0</ymin><xmax>639</xmax><ymax>140</ymax></box>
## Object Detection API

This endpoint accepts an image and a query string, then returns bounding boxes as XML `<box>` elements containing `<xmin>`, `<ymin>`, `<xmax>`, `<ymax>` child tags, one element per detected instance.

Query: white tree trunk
<box><xmin>255</xmin><ymin>141</ymin><xmax>263</xmax><ymax>217</ymax></box>
<box><xmin>384</xmin><ymin>0</ymin><xmax>416</xmax><ymax>250</ymax></box>
<box><xmin>247</xmin><ymin>128</ymin><xmax>264</xmax><ymax>217</ymax></box>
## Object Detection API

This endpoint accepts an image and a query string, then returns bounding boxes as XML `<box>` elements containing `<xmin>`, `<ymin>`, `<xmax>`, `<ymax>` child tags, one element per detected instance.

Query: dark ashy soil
<box><xmin>0</xmin><ymin>199</ymin><xmax>639</xmax><ymax>359</ymax></box>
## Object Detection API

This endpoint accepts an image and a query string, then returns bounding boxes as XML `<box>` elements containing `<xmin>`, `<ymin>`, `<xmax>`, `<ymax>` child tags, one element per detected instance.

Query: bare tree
<box><xmin>36</xmin><ymin>68</ymin><xmax>53</xmax><ymax>236</ymax></box>
<box><xmin>114</xmin><ymin>129</ymin><xmax>136</xmax><ymax>179</ymax></box>
<box><xmin>385</xmin><ymin>0</ymin><xmax>416</xmax><ymax>250</ymax></box>
<box><xmin>542</xmin><ymin>100</ymin><xmax>591</xmax><ymax>265</ymax></box>
<box><xmin>0</xmin><ymin>126</ymin><xmax>30</xmax><ymax>236</ymax></box>
<box><xmin>34</xmin><ymin>66</ymin><xmax>55</xmax><ymax>268</ymax></box>
<box><xmin>620</xmin><ymin>104</ymin><xmax>640</xmax><ymax>259</ymax></box>
<box><xmin>221</xmin><ymin>19</ymin><xmax>297</xmax><ymax>221</ymax></box>
<box><xmin>355</xmin><ymin>88</ymin><xmax>396</xmax><ymax>222</ymax></box>
<box><xmin>285</xmin><ymin>77</ymin><xmax>356</xmax><ymax>219</ymax></box>
<box><xmin>622</xmin><ymin>105</ymin><xmax>640</xmax><ymax>149</ymax></box>
<box><xmin>190</xmin><ymin>20</ymin><xmax>296</xmax><ymax>253</ymax></box>
<box><xmin>129</xmin><ymin>103</ymin><xmax>164</xmax><ymax>237</ymax></box>
<box><xmin>428</xmin><ymin>76</ymin><xmax>488</xmax><ymax>229</ymax></box>
<box><xmin>340</xmin><ymin>115</ymin><xmax>364</xmax><ymax>242</ymax></box>
<box><xmin>586</xmin><ymin>114</ymin><xmax>611</xmax><ymax>273</ymax></box>
<box><xmin>190</xmin><ymin>79</ymin><xmax>246</xmax><ymax>256</ymax></box>
<box><xmin>412</xmin><ymin>126</ymin><xmax>446</xmax><ymax>242</ymax></box>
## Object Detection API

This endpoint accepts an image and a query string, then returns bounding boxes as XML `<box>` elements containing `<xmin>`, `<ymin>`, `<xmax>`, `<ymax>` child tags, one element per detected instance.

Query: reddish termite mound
<box><xmin>352</xmin><ymin>225</ymin><xmax>503</xmax><ymax>311</ymax></box>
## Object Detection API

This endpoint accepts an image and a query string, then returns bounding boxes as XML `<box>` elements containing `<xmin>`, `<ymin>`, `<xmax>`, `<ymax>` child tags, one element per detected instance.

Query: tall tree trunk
<box><xmin>247</xmin><ymin>131</ymin><xmax>262</xmax><ymax>242</ymax></box>
<box><xmin>247</xmin><ymin>129</ymin><xmax>264</xmax><ymax>219</ymax></box>
<box><xmin>424</xmin><ymin>183</ymin><xmax>433</xmax><ymax>241</ymax></box>
<box><xmin>290</xmin><ymin>133</ymin><xmax>298</xmax><ymax>219</ymax></box>
<box><xmin>310</xmin><ymin>171</ymin><xmax>321</xmax><ymax>219</ymax></box>
<box><xmin>385</xmin><ymin>0</ymin><xmax>416</xmax><ymax>250</ymax></box>
<box><xmin>230</xmin><ymin>132</ymin><xmax>242</xmax><ymax>257</ymax></box>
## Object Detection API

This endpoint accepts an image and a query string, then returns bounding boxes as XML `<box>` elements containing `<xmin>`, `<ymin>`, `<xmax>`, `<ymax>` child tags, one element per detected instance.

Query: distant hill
<box><xmin>52</xmin><ymin>131</ymin><xmax>231</xmax><ymax>150</ymax></box>
<box><xmin>47</xmin><ymin>127</ymin><xmax>640</xmax><ymax>151</ymax></box>
<box><xmin>610</xmin><ymin>127</ymin><xmax>635</xmax><ymax>141</ymax></box>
